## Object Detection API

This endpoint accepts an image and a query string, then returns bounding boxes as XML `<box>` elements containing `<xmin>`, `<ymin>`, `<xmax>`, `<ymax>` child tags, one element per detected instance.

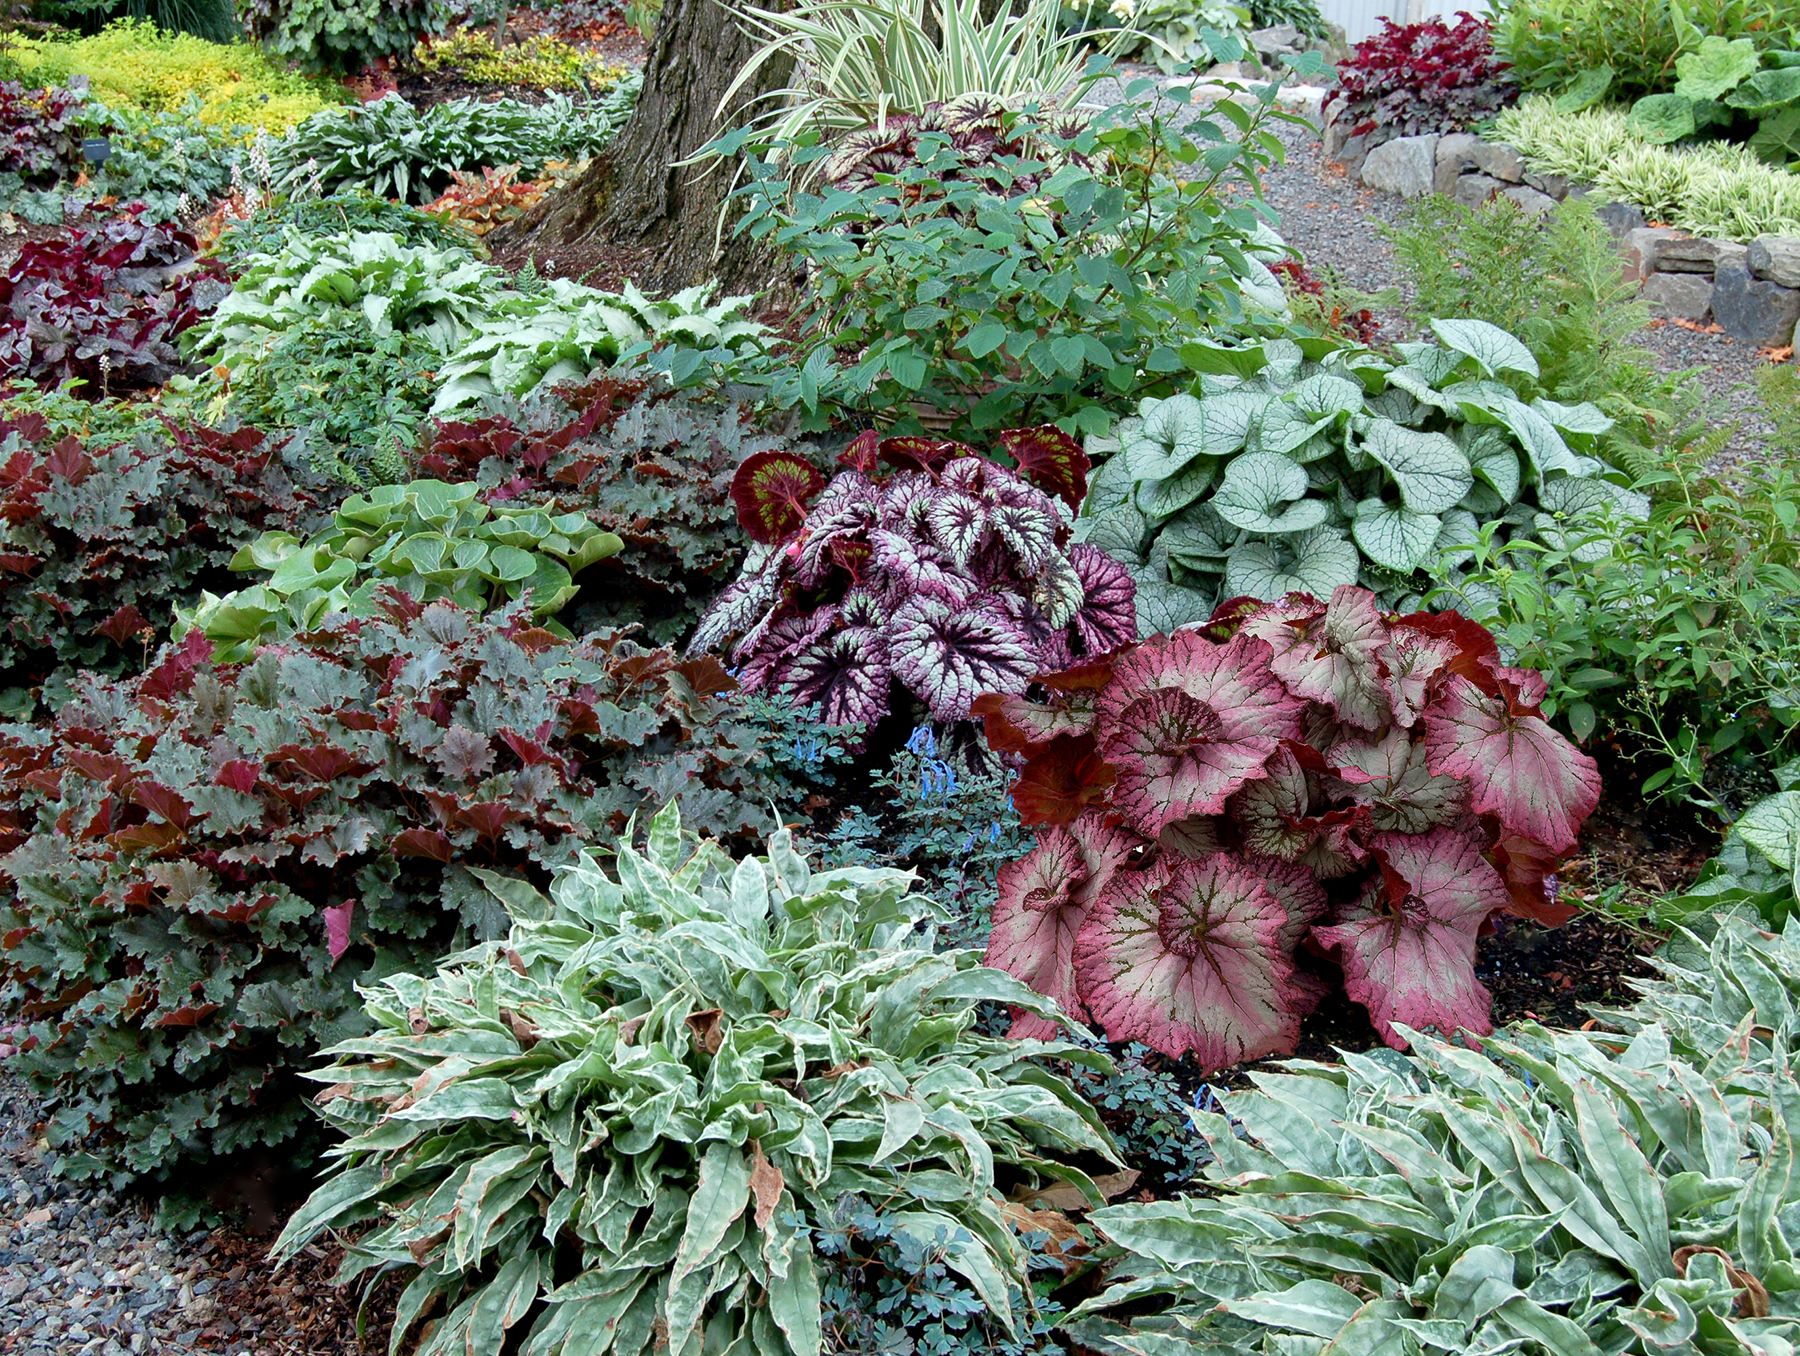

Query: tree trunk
<box><xmin>493</xmin><ymin>0</ymin><xmax>794</xmax><ymax>295</ymax></box>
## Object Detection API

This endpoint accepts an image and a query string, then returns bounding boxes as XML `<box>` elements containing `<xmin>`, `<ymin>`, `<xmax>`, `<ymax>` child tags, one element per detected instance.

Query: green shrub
<box><xmin>1079</xmin><ymin>318</ymin><xmax>1640</xmax><ymax>634</ymax></box>
<box><xmin>0</xmin><ymin>599</ymin><xmax>835</xmax><ymax>1191</ymax></box>
<box><xmin>270</xmin><ymin>91</ymin><xmax>632</xmax><ymax>205</ymax></box>
<box><xmin>1386</xmin><ymin>195</ymin><xmax>1708</xmax><ymax>473</ymax></box>
<box><xmin>732</xmin><ymin>81</ymin><xmax>1296</xmax><ymax>439</ymax></box>
<box><xmin>273</xmin><ymin>802</ymin><xmax>1123</xmax><ymax>1356</ymax></box>
<box><xmin>243</xmin><ymin>0</ymin><xmax>450</xmax><ymax>78</ymax></box>
<box><xmin>0</xmin><ymin>404</ymin><xmax>325</xmax><ymax>700</ymax></box>
<box><xmin>211</xmin><ymin>191</ymin><xmax>478</xmax><ymax>270</ymax></box>
<box><xmin>182</xmin><ymin>479</ymin><xmax>624</xmax><ymax>659</ymax></box>
<box><xmin>1490</xmin><ymin>0</ymin><xmax>1793</xmax><ymax>101</ymax></box>
<box><xmin>1069</xmin><ymin>1014</ymin><xmax>1800</xmax><ymax>1356</ymax></box>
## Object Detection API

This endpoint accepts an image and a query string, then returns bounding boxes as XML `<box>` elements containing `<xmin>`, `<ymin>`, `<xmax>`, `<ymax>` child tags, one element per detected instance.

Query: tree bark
<box><xmin>492</xmin><ymin>0</ymin><xmax>794</xmax><ymax>295</ymax></box>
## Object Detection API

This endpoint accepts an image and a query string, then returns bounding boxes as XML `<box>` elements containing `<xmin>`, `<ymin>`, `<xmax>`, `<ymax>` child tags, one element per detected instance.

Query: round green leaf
<box><xmin>1352</xmin><ymin>497</ymin><xmax>1442</xmax><ymax>573</ymax></box>
<box><xmin>1627</xmin><ymin>93</ymin><xmax>1697</xmax><ymax>144</ymax></box>
<box><xmin>1362</xmin><ymin>419</ymin><xmax>1473</xmax><ymax>516</ymax></box>
<box><xmin>1224</xmin><ymin>525</ymin><xmax>1361</xmax><ymax>601</ymax></box>
<box><xmin>1428</xmin><ymin>319</ymin><xmax>1540</xmax><ymax>380</ymax></box>
<box><xmin>1211</xmin><ymin>452</ymin><xmax>1328</xmax><ymax>534</ymax></box>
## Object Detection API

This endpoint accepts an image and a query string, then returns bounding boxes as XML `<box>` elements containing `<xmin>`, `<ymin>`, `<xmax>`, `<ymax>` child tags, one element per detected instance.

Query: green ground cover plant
<box><xmin>274</xmin><ymin>803</ymin><xmax>1123</xmax><ymax>1356</ymax></box>
<box><xmin>0</xmin><ymin>599</ymin><xmax>833</xmax><ymax>1192</ymax></box>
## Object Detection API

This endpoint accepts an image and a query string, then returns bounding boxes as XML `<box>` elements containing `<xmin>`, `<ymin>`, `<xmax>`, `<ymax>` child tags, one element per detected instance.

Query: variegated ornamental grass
<box><xmin>974</xmin><ymin>584</ymin><xmax>1601</xmax><ymax>1067</ymax></box>
<box><xmin>277</xmin><ymin>804</ymin><xmax>1123</xmax><ymax>1356</ymax></box>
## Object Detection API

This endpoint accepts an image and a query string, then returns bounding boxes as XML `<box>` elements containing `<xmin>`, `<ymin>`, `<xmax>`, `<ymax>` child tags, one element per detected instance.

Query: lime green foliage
<box><xmin>431</xmin><ymin>281</ymin><xmax>769</xmax><ymax>416</ymax></box>
<box><xmin>414</xmin><ymin>28</ymin><xmax>628</xmax><ymax>91</ymax></box>
<box><xmin>1385</xmin><ymin>195</ymin><xmax>1708</xmax><ymax>473</ymax></box>
<box><xmin>6</xmin><ymin>19</ymin><xmax>341</xmax><ymax>136</ymax></box>
<box><xmin>1070</xmin><ymin>1009</ymin><xmax>1800</xmax><ymax>1356</ymax></box>
<box><xmin>274</xmin><ymin>803</ymin><xmax>1122</xmax><ymax>1356</ymax></box>
<box><xmin>184</xmin><ymin>480</ymin><xmax>624</xmax><ymax>659</ymax></box>
<box><xmin>1493</xmin><ymin>98</ymin><xmax>1800</xmax><ymax>240</ymax></box>
<box><xmin>1491</xmin><ymin>0</ymin><xmax>1793</xmax><ymax>101</ymax></box>
<box><xmin>1444</xmin><ymin>402</ymin><xmax>1800</xmax><ymax>799</ymax></box>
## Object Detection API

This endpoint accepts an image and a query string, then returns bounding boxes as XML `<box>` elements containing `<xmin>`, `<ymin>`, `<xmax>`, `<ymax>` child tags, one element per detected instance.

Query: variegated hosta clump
<box><xmin>275</xmin><ymin>804</ymin><xmax>1123</xmax><ymax>1356</ymax></box>
<box><xmin>822</xmin><ymin>94</ymin><xmax>1086</xmax><ymax>195</ymax></box>
<box><xmin>689</xmin><ymin>427</ymin><xmax>1137</xmax><ymax>728</ymax></box>
<box><xmin>1065</xmin><ymin>1022</ymin><xmax>1800</xmax><ymax>1356</ymax></box>
<box><xmin>1079</xmin><ymin>319</ymin><xmax>1649</xmax><ymax>636</ymax></box>
<box><xmin>972</xmin><ymin>584</ymin><xmax>1600</xmax><ymax>1067</ymax></box>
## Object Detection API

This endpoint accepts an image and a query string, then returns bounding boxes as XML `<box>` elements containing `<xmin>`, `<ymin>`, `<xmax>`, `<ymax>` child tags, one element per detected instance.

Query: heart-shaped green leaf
<box><xmin>1362</xmin><ymin>419</ymin><xmax>1473</xmax><ymax>516</ymax></box>
<box><xmin>1212</xmin><ymin>452</ymin><xmax>1328</xmax><ymax>534</ymax></box>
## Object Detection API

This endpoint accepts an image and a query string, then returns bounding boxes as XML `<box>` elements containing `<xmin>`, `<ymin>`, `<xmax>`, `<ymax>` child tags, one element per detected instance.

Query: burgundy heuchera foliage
<box><xmin>690</xmin><ymin>427</ymin><xmax>1136</xmax><ymax>729</ymax></box>
<box><xmin>974</xmin><ymin>585</ymin><xmax>1601</xmax><ymax>1066</ymax></box>
<box><xmin>1323</xmin><ymin>13</ymin><xmax>1516</xmax><ymax>142</ymax></box>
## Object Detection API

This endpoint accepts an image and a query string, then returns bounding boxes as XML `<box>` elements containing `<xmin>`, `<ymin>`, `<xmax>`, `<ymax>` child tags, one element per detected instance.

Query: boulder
<box><xmin>1642</xmin><ymin>273</ymin><xmax>1714</xmax><ymax>322</ymax></box>
<box><xmin>1524</xmin><ymin>170</ymin><xmax>1572</xmax><ymax>201</ymax></box>
<box><xmin>1249</xmin><ymin>23</ymin><xmax>1302</xmax><ymax>57</ymax></box>
<box><xmin>1453</xmin><ymin>173</ymin><xmax>1506</xmax><ymax>207</ymax></box>
<box><xmin>1471</xmin><ymin>141</ymin><xmax>1526</xmax><ymax>183</ymax></box>
<box><xmin>1655</xmin><ymin>235</ymin><xmax>1730</xmax><ymax>274</ymax></box>
<box><xmin>1361</xmin><ymin>133</ymin><xmax>1439</xmax><ymax>198</ymax></box>
<box><xmin>1594</xmin><ymin>200</ymin><xmax>1648</xmax><ymax>237</ymax></box>
<box><xmin>1500</xmin><ymin>184</ymin><xmax>1558</xmax><ymax>218</ymax></box>
<box><xmin>1435</xmin><ymin>132</ymin><xmax>1481</xmax><ymax>196</ymax></box>
<box><xmin>1623</xmin><ymin>226</ymin><xmax>1681</xmax><ymax>282</ymax></box>
<box><xmin>1711</xmin><ymin>260</ymin><xmax>1800</xmax><ymax>347</ymax></box>
<box><xmin>1749</xmin><ymin>236</ymin><xmax>1800</xmax><ymax>289</ymax></box>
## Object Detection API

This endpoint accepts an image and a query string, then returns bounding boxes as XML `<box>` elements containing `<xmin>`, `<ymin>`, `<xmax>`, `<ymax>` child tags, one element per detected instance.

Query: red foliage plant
<box><xmin>973</xmin><ymin>585</ymin><xmax>1600</xmax><ymax>1067</ymax></box>
<box><xmin>1323</xmin><ymin>13</ymin><xmax>1517</xmax><ymax>143</ymax></box>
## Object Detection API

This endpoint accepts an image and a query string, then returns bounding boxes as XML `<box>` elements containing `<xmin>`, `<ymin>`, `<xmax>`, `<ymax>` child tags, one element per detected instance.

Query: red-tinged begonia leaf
<box><xmin>1000</xmin><ymin>425</ymin><xmax>1091</xmax><ymax>513</ymax></box>
<box><xmin>889</xmin><ymin>595</ymin><xmax>1037</xmax><ymax>720</ymax></box>
<box><xmin>924</xmin><ymin>491</ymin><xmax>988</xmax><ymax>568</ymax></box>
<box><xmin>1229</xmin><ymin>744</ymin><xmax>1314</xmax><ymax>861</ymax></box>
<box><xmin>1198</xmin><ymin>595</ymin><xmax>1268</xmax><ymax>643</ymax></box>
<box><xmin>869</xmin><ymin>529</ymin><xmax>976</xmax><ymax>609</ymax></box>
<box><xmin>1251</xmin><ymin>854</ymin><xmax>1329</xmax><ymax>954</ymax></box>
<box><xmin>688</xmin><ymin>554</ymin><xmax>786</xmax><ymax>658</ymax></box>
<box><xmin>782</xmin><ymin>627</ymin><xmax>892</xmax><ymax>728</ymax></box>
<box><xmin>671</xmin><ymin>656</ymin><xmax>739</xmax><ymax>701</ymax></box>
<box><xmin>1097</xmin><ymin>630</ymin><xmax>1305</xmax><ymax>839</ymax></box>
<box><xmin>1311</xmin><ymin>827</ymin><xmax>1509</xmax><ymax>1049</ymax></box>
<box><xmin>454</xmin><ymin>801</ymin><xmax>527</xmax><ymax>843</ymax></box>
<box><xmin>1488</xmin><ymin>831</ymin><xmax>1577</xmax><ymax>926</ymax></box>
<box><xmin>988</xmin><ymin>814</ymin><xmax>1139</xmax><ymax>1040</ymax></box>
<box><xmin>65</xmin><ymin>749</ymin><xmax>131</xmax><ymax>787</ymax></box>
<box><xmin>1242</xmin><ymin>584</ymin><xmax>1391</xmax><ymax>731</ymax></box>
<box><xmin>154</xmin><ymin>1003</ymin><xmax>220</xmax><ymax>1028</ymax></box>
<box><xmin>137</xmin><ymin>629</ymin><xmax>214</xmax><ymax>708</ymax></box>
<box><xmin>324</xmin><ymin>900</ymin><xmax>354</xmax><ymax>965</ymax></box>
<box><xmin>878</xmin><ymin>435</ymin><xmax>972</xmax><ymax>474</ymax></box>
<box><xmin>1326</xmin><ymin>729</ymin><xmax>1465</xmax><ymax>835</ymax></box>
<box><xmin>1011</xmin><ymin>733</ymin><xmax>1118</xmax><ymax>827</ymax></box>
<box><xmin>1422</xmin><ymin>675</ymin><xmax>1600</xmax><ymax>854</ymax></box>
<box><xmin>793</xmin><ymin>472</ymin><xmax>880</xmax><ymax>585</ymax></box>
<box><xmin>393</xmin><ymin>828</ymin><xmax>455</xmax><ymax>863</ymax></box>
<box><xmin>132</xmin><ymin>781</ymin><xmax>193</xmax><ymax>830</ymax></box>
<box><xmin>1040</xmin><ymin>656</ymin><xmax>1120</xmax><ymax>692</ymax></box>
<box><xmin>1066</xmin><ymin>544</ymin><xmax>1137</xmax><ymax>657</ymax></box>
<box><xmin>737</xmin><ymin>607</ymin><xmax>837</xmax><ymax>694</ymax></box>
<box><xmin>971</xmin><ymin>689</ymin><xmax>1096</xmax><ymax>753</ymax></box>
<box><xmin>1491</xmin><ymin>663</ymin><xmax>1549</xmax><ymax>713</ymax></box>
<box><xmin>1074</xmin><ymin>853</ymin><xmax>1300</xmax><ymax>1067</ymax></box>
<box><xmin>1378</xmin><ymin>622</ymin><xmax>1464</xmax><ymax>728</ymax></box>
<box><xmin>1159</xmin><ymin>815</ymin><xmax>1230</xmax><ymax>860</ymax></box>
<box><xmin>1295</xmin><ymin>806</ymin><xmax>1369</xmax><ymax>880</ymax></box>
<box><xmin>989</xmin><ymin>501</ymin><xmax>1059</xmax><ymax>575</ymax></box>
<box><xmin>730</xmin><ymin>449</ymin><xmax>828</xmax><ymax>545</ymax></box>
<box><xmin>1394</xmin><ymin>609</ymin><xmax>1502</xmax><ymax>694</ymax></box>
<box><xmin>837</xmin><ymin>429</ymin><xmax>879</xmax><ymax>473</ymax></box>
<box><xmin>213</xmin><ymin>760</ymin><xmax>260</xmax><ymax>794</ymax></box>
<box><xmin>273</xmin><ymin>744</ymin><xmax>372</xmax><ymax>784</ymax></box>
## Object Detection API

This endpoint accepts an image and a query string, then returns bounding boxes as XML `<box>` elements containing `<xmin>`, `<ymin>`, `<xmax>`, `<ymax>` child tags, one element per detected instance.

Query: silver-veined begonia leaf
<box><xmin>889</xmin><ymin>596</ymin><xmax>1037</xmax><ymax>720</ymax></box>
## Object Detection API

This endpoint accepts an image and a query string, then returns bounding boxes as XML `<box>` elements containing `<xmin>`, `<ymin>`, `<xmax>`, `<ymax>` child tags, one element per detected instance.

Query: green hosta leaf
<box><xmin>1628</xmin><ymin>93</ymin><xmax>1698</xmax><ymax>144</ymax></box>
<box><xmin>1362</xmin><ymin>420</ymin><xmax>1473</xmax><ymax>515</ymax></box>
<box><xmin>1212</xmin><ymin>452</ymin><xmax>1329</xmax><ymax>534</ymax></box>
<box><xmin>1429</xmin><ymin>319</ymin><xmax>1540</xmax><ymax>380</ymax></box>
<box><xmin>1224</xmin><ymin>526</ymin><xmax>1361</xmax><ymax>602</ymax></box>
<box><xmin>1352</xmin><ymin>498</ymin><xmax>1441</xmax><ymax>573</ymax></box>
<box><xmin>1673</xmin><ymin>35</ymin><xmax>1760</xmax><ymax>102</ymax></box>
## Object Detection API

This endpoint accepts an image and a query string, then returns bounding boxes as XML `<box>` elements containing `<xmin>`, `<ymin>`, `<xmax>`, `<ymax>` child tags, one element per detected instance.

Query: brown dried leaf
<box><xmin>749</xmin><ymin>1140</ymin><xmax>784</xmax><ymax>1230</ymax></box>
<box><xmin>503</xmin><ymin>1009</ymin><xmax>539</xmax><ymax>1050</ymax></box>
<box><xmin>685</xmin><ymin>1007</ymin><xmax>724</xmax><ymax>1056</ymax></box>
<box><xmin>1009</xmin><ymin>1169</ymin><xmax>1141</xmax><ymax>1212</ymax></box>
<box><xmin>408</xmin><ymin>1006</ymin><xmax>429</xmax><ymax>1035</ymax></box>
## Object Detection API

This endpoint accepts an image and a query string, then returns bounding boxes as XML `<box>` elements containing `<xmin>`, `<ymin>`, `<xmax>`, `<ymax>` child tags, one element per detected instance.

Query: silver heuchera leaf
<box><xmin>888</xmin><ymin>596</ymin><xmax>1037</xmax><ymax>720</ymax></box>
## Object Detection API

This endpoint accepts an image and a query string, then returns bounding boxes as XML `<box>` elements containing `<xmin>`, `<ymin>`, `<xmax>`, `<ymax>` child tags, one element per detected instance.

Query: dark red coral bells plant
<box><xmin>690</xmin><ymin>426</ymin><xmax>1135</xmax><ymax>728</ymax></box>
<box><xmin>974</xmin><ymin>585</ymin><xmax>1600</xmax><ymax>1066</ymax></box>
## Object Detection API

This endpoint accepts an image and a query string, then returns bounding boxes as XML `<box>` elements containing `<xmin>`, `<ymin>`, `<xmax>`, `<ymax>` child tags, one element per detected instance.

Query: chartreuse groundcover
<box><xmin>275</xmin><ymin>804</ymin><xmax>1123</xmax><ymax>1356</ymax></box>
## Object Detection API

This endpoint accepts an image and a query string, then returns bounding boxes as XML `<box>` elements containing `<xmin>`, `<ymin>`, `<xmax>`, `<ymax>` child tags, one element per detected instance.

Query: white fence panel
<box><xmin>1315</xmin><ymin>0</ymin><xmax>1492</xmax><ymax>45</ymax></box>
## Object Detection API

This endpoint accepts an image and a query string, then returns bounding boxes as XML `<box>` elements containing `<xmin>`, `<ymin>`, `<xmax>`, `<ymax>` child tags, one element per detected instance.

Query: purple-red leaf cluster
<box><xmin>974</xmin><ymin>585</ymin><xmax>1600</xmax><ymax>1064</ymax></box>
<box><xmin>1324</xmin><ymin>13</ymin><xmax>1517</xmax><ymax>141</ymax></box>
<box><xmin>0</xmin><ymin>82</ymin><xmax>85</xmax><ymax>187</ymax></box>
<box><xmin>0</xmin><ymin>212</ymin><xmax>230</xmax><ymax>397</ymax></box>
<box><xmin>692</xmin><ymin>429</ymin><xmax>1134</xmax><ymax>728</ymax></box>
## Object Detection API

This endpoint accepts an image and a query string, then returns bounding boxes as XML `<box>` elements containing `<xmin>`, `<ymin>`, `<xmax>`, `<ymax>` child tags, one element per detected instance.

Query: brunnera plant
<box><xmin>690</xmin><ymin>427</ymin><xmax>1136</xmax><ymax>729</ymax></box>
<box><xmin>0</xmin><ymin>594</ymin><xmax>828</xmax><ymax>1189</ymax></box>
<box><xmin>973</xmin><ymin>584</ymin><xmax>1601</xmax><ymax>1067</ymax></box>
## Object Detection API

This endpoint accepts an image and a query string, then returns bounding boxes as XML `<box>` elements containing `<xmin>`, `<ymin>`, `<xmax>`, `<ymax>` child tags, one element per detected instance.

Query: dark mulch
<box><xmin>175</xmin><ymin>1233</ymin><xmax>404</xmax><ymax>1356</ymax></box>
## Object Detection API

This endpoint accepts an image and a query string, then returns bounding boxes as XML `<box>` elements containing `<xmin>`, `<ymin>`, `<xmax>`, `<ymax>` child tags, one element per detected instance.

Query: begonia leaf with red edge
<box><xmin>1242</xmin><ymin>584</ymin><xmax>1391</xmax><ymax>731</ymax></box>
<box><xmin>1487</xmin><ymin>830</ymin><xmax>1578</xmax><ymax>926</ymax></box>
<box><xmin>999</xmin><ymin>425</ymin><xmax>1091</xmax><ymax>513</ymax></box>
<box><xmin>889</xmin><ymin>596</ymin><xmax>1036</xmax><ymax>721</ymax></box>
<box><xmin>1010</xmin><ymin>733</ymin><xmax>1117</xmax><ymax>827</ymax></box>
<box><xmin>730</xmin><ymin>449</ymin><xmax>828</xmax><ymax>545</ymax></box>
<box><xmin>1074</xmin><ymin>853</ymin><xmax>1300</xmax><ymax>1065</ymax></box>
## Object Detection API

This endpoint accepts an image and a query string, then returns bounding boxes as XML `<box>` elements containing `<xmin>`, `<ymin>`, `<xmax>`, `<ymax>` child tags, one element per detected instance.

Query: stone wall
<box><xmin>1321</xmin><ymin>112</ymin><xmax>1800</xmax><ymax>356</ymax></box>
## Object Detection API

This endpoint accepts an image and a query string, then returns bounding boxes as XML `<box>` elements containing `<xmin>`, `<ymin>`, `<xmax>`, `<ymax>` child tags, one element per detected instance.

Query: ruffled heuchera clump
<box><xmin>690</xmin><ymin>427</ymin><xmax>1137</xmax><ymax>728</ymax></box>
<box><xmin>974</xmin><ymin>584</ymin><xmax>1601</xmax><ymax>1065</ymax></box>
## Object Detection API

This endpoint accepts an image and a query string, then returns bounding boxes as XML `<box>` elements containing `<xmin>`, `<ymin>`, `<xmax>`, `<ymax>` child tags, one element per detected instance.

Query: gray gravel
<box><xmin>0</xmin><ymin>1074</ymin><xmax>250</xmax><ymax>1356</ymax></box>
